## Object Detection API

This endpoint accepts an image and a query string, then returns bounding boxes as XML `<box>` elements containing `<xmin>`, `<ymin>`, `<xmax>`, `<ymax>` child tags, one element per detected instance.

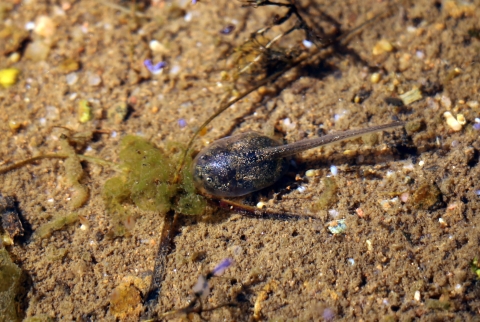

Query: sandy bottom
<box><xmin>1</xmin><ymin>0</ymin><xmax>480</xmax><ymax>321</ymax></box>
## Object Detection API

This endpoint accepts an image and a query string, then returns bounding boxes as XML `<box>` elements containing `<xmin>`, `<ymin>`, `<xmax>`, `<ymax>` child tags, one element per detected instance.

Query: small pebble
<box><xmin>474</xmin><ymin>123</ymin><xmax>480</xmax><ymax>131</ymax></box>
<box><xmin>475</xmin><ymin>190</ymin><xmax>480</xmax><ymax>196</ymax></box>
<box><xmin>87</xmin><ymin>72</ymin><xmax>102</xmax><ymax>86</ymax></box>
<box><xmin>328</xmin><ymin>209</ymin><xmax>339</xmax><ymax>218</ymax></box>
<box><xmin>66</xmin><ymin>72</ymin><xmax>78</xmax><ymax>85</ymax></box>
<box><xmin>0</xmin><ymin>68</ymin><xmax>20</xmax><ymax>88</ymax></box>
<box><xmin>466</xmin><ymin>101</ymin><xmax>479</xmax><ymax>109</ymax></box>
<box><xmin>330</xmin><ymin>165</ymin><xmax>338</xmax><ymax>176</ymax></box>
<box><xmin>327</xmin><ymin>219</ymin><xmax>346</xmax><ymax>235</ymax></box>
<box><xmin>370</xmin><ymin>72</ymin><xmax>381</xmax><ymax>84</ymax></box>
<box><xmin>400</xmin><ymin>192</ymin><xmax>410</xmax><ymax>203</ymax></box>
<box><xmin>8</xmin><ymin>120</ymin><xmax>21</xmax><ymax>133</ymax></box>
<box><xmin>366</xmin><ymin>240</ymin><xmax>373</xmax><ymax>251</ymax></box>
<box><xmin>347</xmin><ymin>258</ymin><xmax>355</xmax><ymax>266</ymax></box>
<box><xmin>178</xmin><ymin>119</ymin><xmax>187</xmax><ymax>128</ymax></box>
<box><xmin>399</xmin><ymin>87</ymin><xmax>422</xmax><ymax>105</ymax></box>
<box><xmin>34</xmin><ymin>15</ymin><xmax>56</xmax><ymax>38</ymax></box>
<box><xmin>456</xmin><ymin>114</ymin><xmax>466</xmax><ymax>125</ymax></box>
<box><xmin>305</xmin><ymin>169</ymin><xmax>316</xmax><ymax>177</ymax></box>
<box><xmin>25</xmin><ymin>21</ymin><xmax>35</xmax><ymax>31</ymax></box>
<box><xmin>8</xmin><ymin>52</ymin><xmax>20</xmax><ymax>63</ymax></box>
<box><xmin>443</xmin><ymin>111</ymin><xmax>462</xmax><ymax>131</ymax></box>
<box><xmin>414</xmin><ymin>291</ymin><xmax>421</xmax><ymax>302</ymax></box>
<box><xmin>372</xmin><ymin>39</ymin><xmax>394</xmax><ymax>55</ymax></box>
<box><xmin>256</xmin><ymin>201</ymin><xmax>266</xmax><ymax>209</ymax></box>
<box><xmin>149</xmin><ymin>40</ymin><xmax>165</xmax><ymax>52</ymax></box>
<box><xmin>297</xmin><ymin>186</ymin><xmax>306</xmax><ymax>193</ymax></box>
<box><xmin>220</xmin><ymin>25</ymin><xmax>235</xmax><ymax>35</ymax></box>
<box><xmin>302</xmin><ymin>39</ymin><xmax>313</xmax><ymax>48</ymax></box>
<box><xmin>440</xmin><ymin>95</ymin><xmax>452</xmax><ymax>109</ymax></box>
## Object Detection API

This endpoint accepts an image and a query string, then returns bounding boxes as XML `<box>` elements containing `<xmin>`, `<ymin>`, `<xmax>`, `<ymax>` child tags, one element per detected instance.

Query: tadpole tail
<box><xmin>264</xmin><ymin>121</ymin><xmax>405</xmax><ymax>159</ymax></box>
<box><xmin>142</xmin><ymin>210</ymin><xmax>180</xmax><ymax>319</ymax></box>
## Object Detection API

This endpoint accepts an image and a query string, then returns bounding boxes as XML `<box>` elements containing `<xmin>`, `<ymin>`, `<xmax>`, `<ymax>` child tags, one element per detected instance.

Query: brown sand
<box><xmin>1</xmin><ymin>0</ymin><xmax>480</xmax><ymax>321</ymax></box>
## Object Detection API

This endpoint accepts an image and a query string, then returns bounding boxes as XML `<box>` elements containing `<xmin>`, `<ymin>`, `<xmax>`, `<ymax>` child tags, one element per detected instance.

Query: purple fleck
<box><xmin>213</xmin><ymin>258</ymin><xmax>233</xmax><ymax>276</ymax></box>
<box><xmin>178</xmin><ymin>118</ymin><xmax>187</xmax><ymax>128</ymax></box>
<box><xmin>323</xmin><ymin>308</ymin><xmax>335</xmax><ymax>321</ymax></box>
<box><xmin>220</xmin><ymin>25</ymin><xmax>235</xmax><ymax>35</ymax></box>
<box><xmin>473</xmin><ymin>123</ymin><xmax>480</xmax><ymax>131</ymax></box>
<box><xmin>191</xmin><ymin>0</ymin><xmax>197</xmax><ymax>4</ymax></box>
<box><xmin>144</xmin><ymin>59</ymin><xmax>166</xmax><ymax>75</ymax></box>
<box><xmin>476</xmin><ymin>190</ymin><xmax>480</xmax><ymax>196</ymax></box>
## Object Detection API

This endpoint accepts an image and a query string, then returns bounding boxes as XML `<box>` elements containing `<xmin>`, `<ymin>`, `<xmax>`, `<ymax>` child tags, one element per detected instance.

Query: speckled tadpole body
<box><xmin>193</xmin><ymin>121</ymin><xmax>404</xmax><ymax>197</ymax></box>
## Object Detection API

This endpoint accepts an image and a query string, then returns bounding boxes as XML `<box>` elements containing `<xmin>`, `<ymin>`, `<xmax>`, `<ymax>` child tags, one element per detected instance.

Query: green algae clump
<box><xmin>0</xmin><ymin>248</ymin><xmax>22</xmax><ymax>322</ymax></box>
<box><xmin>34</xmin><ymin>213</ymin><xmax>79</xmax><ymax>240</ymax></box>
<box><xmin>103</xmin><ymin>135</ymin><xmax>206</xmax><ymax>236</ymax></box>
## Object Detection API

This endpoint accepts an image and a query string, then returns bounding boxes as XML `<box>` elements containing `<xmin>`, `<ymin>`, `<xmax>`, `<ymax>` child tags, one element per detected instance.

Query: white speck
<box><xmin>403</xmin><ymin>162</ymin><xmax>414</xmax><ymax>172</ymax></box>
<box><xmin>149</xmin><ymin>40</ymin><xmax>164</xmax><ymax>52</ymax></box>
<box><xmin>256</xmin><ymin>201</ymin><xmax>266</xmax><ymax>209</ymax></box>
<box><xmin>85</xmin><ymin>146</ymin><xmax>93</xmax><ymax>152</ymax></box>
<box><xmin>297</xmin><ymin>186</ymin><xmax>306</xmax><ymax>193</ymax></box>
<box><xmin>45</xmin><ymin>105</ymin><xmax>59</xmax><ymax>120</ymax></box>
<box><xmin>89</xmin><ymin>240</ymin><xmax>95</xmax><ymax>246</ymax></box>
<box><xmin>416</xmin><ymin>50</ymin><xmax>425</xmax><ymax>59</ymax></box>
<box><xmin>414</xmin><ymin>290</ymin><xmax>421</xmax><ymax>301</ymax></box>
<box><xmin>25</xmin><ymin>21</ymin><xmax>35</xmax><ymax>30</ymax></box>
<box><xmin>170</xmin><ymin>64</ymin><xmax>181</xmax><ymax>75</ymax></box>
<box><xmin>80</xmin><ymin>224</ymin><xmax>87</xmax><ymax>230</ymax></box>
<box><xmin>475</xmin><ymin>190</ymin><xmax>480</xmax><ymax>196</ymax></box>
<box><xmin>282</xmin><ymin>117</ymin><xmax>296</xmax><ymax>130</ymax></box>
<box><xmin>333</xmin><ymin>114</ymin><xmax>342</xmax><ymax>122</ymax></box>
<box><xmin>65</xmin><ymin>73</ymin><xmax>78</xmax><ymax>86</ymax></box>
<box><xmin>69</xmin><ymin>93</ymin><xmax>78</xmax><ymax>101</ymax></box>
<box><xmin>302</xmin><ymin>39</ymin><xmax>313</xmax><ymax>48</ymax></box>
<box><xmin>475</xmin><ymin>118</ymin><xmax>480</xmax><ymax>123</ymax></box>
<box><xmin>347</xmin><ymin>258</ymin><xmax>355</xmax><ymax>266</ymax></box>
<box><xmin>39</xmin><ymin>118</ymin><xmax>47</xmax><ymax>126</ymax></box>
<box><xmin>418</xmin><ymin>160</ymin><xmax>425</xmax><ymax>166</ymax></box>
<box><xmin>366</xmin><ymin>240</ymin><xmax>373</xmax><ymax>251</ymax></box>
<box><xmin>184</xmin><ymin>12</ymin><xmax>193</xmax><ymax>22</ymax></box>
<box><xmin>328</xmin><ymin>209</ymin><xmax>339</xmax><ymax>218</ymax></box>
<box><xmin>111</xmin><ymin>131</ymin><xmax>117</xmax><ymax>138</ymax></box>
<box><xmin>87</xmin><ymin>72</ymin><xmax>102</xmax><ymax>86</ymax></box>
<box><xmin>407</xmin><ymin>26</ymin><xmax>417</xmax><ymax>33</ymax></box>
<box><xmin>47</xmin><ymin>198</ymin><xmax>54</xmax><ymax>203</ymax></box>
<box><xmin>382</xmin><ymin>298</ymin><xmax>389</xmax><ymax>306</ymax></box>
<box><xmin>330</xmin><ymin>165</ymin><xmax>338</xmax><ymax>176</ymax></box>
<box><xmin>386</xmin><ymin>170</ymin><xmax>395</xmax><ymax>178</ymax></box>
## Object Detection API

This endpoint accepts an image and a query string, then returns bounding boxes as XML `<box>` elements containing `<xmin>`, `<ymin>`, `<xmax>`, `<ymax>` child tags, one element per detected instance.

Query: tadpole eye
<box><xmin>206</xmin><ymin>177</ymin><xmax>213</xmax><ymax>183</ymax></box>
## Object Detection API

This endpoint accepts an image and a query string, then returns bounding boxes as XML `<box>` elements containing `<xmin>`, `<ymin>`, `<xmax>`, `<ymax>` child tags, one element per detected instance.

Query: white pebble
<box><xmin>302</xmin><ymin>39</ymin><xmax>313</xmax><ymax>48</ymax></box>
<box><xmin>330</xmin><ymin>165</ymin><xmax>338</xmax><ymax>176</ymax></box>
<box><xmin>184</xmin><ymin>12</ymin><xmax>193</xmax><ymax>22</ymax></box>
<box><xmin>328</xmin><ymin>209</ymin><xmax>339</xmax><ymax>218</ymax></box>
<box><xmin>347</xmin><ymin>258</ymin><xmax>355</xmax><ymax>266</ymax></box>
<box><xmin>149</xmin><ymin>40</ymin><xmax>165</xmax><ymax>52</ymax></box>
<box><xmin>443</xmin><ymin>111</ymin><xmax>462</xmax><ymax>131</ymax></box>
<box><xmin>414</xmin><ymin>290</ymin><xmax>421</xmax><ymax>301</ymax></box>
<box><xmin>297</xmin><ymin>186</ymin><xmax>306</xmax><ymax>193</ymax></box>
<box><xmin>66</xmin><ymin>72</ymin><xmax>78</xmax><ymax>85</ymax></box>
<box><xmin>419</xmin><ymin>160</ymin><xmax>425</xmax><ymax>166</ymax></box>
<box><xmin>440</xmin><ymin>95</ymin><xmax>452</xmax><ymax>109</ymax></box>
<box><xmin>87</xmin><ymin>73</ymin><xmax>102</xmax><ymax>86</ymax></box>
<box><xmin>25</xmin><ymin>21</ymin><xmax>36</xmax><ymax>31</ymax></box>
<box><xmin>456</xmin><ymin>114</ymin><xmax>466</xmax><ymax>125</ymax></box>
<box><xmin>256</xmin><ymin>201</ymin><xmax>266</xmax><ymax>209</ymax></box>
